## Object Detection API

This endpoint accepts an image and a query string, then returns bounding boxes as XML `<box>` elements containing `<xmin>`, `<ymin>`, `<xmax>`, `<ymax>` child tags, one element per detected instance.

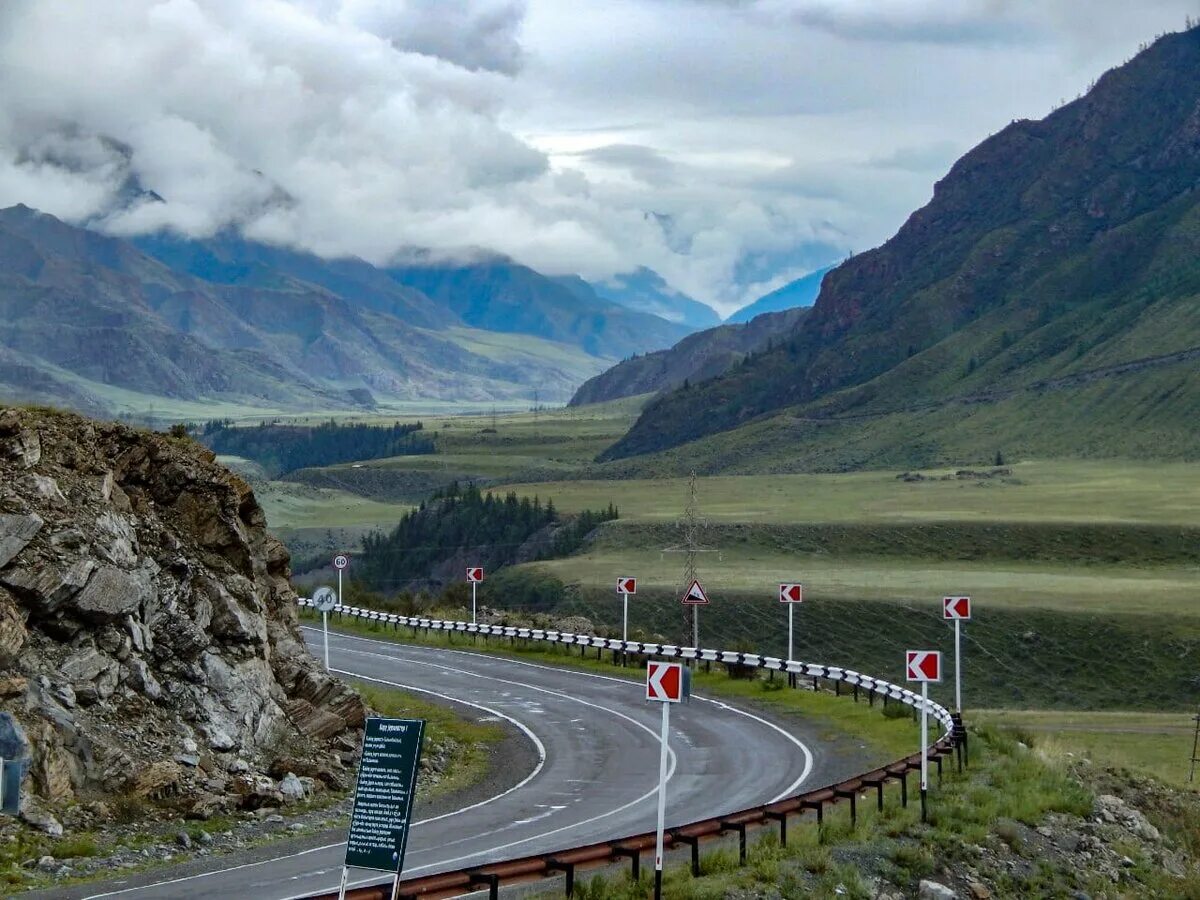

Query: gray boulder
<box><xmin>0</xmin><ymin>514</ymin><xmax>42</xmax><ymax>569</ymax></box>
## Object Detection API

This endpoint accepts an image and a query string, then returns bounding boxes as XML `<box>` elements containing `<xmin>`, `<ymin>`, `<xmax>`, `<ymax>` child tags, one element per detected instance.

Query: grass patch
<box><xmin>975</xmin><ymin>709</ymin><xmax>1200</xmax><ymax>787</ymax></box>
<box><xmin>497</xmin><ymin>459</ymin><xmax>1200</xmax><ymax>526</ymax></box>
<box><xmin>48</xmin><ymin>835</ymin><xmax>100</xmax><ymax>859</ymax></box>
<box><xmin>352</xmin><ymin>681</ymin><xmax>506</xmax><ymax>798</ymax></box>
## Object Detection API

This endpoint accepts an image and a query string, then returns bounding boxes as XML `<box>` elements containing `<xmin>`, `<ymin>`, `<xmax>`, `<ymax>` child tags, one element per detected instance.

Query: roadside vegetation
<box><xmin>536</xmin><ymin>726</ymin><xmax>1200</xmax><ymax>899</ymax></box>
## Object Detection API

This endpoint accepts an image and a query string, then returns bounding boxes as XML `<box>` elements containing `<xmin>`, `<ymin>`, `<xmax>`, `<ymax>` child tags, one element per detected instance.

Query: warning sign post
<box><xmin>338</xmin><ymin>717</ymin><xmax>425</xmax><ymax>900</ymax></box>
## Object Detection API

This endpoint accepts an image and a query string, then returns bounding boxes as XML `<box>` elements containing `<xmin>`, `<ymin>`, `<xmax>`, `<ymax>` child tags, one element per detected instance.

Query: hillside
<box><xmin>601</xmin><ymin>26</ymin><xmax>1200</xmax><ymax>469</ymax></box>
<box><xmin>725</xmin><ymin>264</ymin><xmax>832</xmax><ymax>324</ymax></box>
<box><xmin>569</xmin><ymin>307</ymin><xmax>809</xmax><ymax>406</ymax></box>
<box><xmin>0</xmin><ymin>206</ymin><xmax>620</xmax><ymax>418</ymax></box>
<box><xmin>387</xmin><ymin>260</ymin><xmax>692</xmax><ymax>358</ymax></box>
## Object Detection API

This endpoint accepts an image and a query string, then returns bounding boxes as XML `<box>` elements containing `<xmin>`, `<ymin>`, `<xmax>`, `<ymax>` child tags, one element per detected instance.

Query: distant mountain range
<box><xmin>726</xmin><ymin>265</ymin><xmax>832</xmax><ymax>324</ymax></box>
<box><xmin>0</xmin><ymin>207</ymin><xmax>699</xmax><ymax>419</ymax></box>
<box><xmin>586</xmin><ymin>268</ymin><xmax>721</xmax><ymax>330</ymax></box>
<box><xmin>598</xmin><ymin>26</ymin><xmax>1200</xmax><ymax>471</ymax></box>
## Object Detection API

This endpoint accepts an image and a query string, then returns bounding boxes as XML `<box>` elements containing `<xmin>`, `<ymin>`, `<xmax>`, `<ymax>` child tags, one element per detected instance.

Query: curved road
<box><xmin>76</xmin><ymin>629</ymin><xmax>836</xmax><ymax>900</ymax></box>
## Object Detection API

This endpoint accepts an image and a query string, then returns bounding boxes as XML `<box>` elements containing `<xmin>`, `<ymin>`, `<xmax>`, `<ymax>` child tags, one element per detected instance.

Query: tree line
<box><xmin>198</xmin><ymin>419</ymin><xmax>435</xmax><ymax>476</ymax></box>
<box><xmin>357</xmin><ymin>481</ymin><xmax>618</xmax><ymax>593</ymax></box>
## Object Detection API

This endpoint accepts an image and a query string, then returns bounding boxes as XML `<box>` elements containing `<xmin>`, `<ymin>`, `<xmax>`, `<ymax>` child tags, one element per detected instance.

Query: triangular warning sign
<box><xmin>680</xmin><ymin>580</ymin><xmax>710</xmax><ymax>605</ymax></box>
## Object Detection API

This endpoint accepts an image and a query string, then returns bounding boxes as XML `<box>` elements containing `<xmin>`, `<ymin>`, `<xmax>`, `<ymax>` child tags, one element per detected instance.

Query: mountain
<box><xmin>569</xmin><ymin>307</ymin><xmax>809</xmax><ymax>406</ymax></box>
<box><xmin>600</xmin><ymin>27</ymin><xmax>1200</xmax><ymax>470</ymax></box>
<box><xmin>585</xmin><ymin>267</ymin><xmax>721</xmax><ymax>329</ymax></box>
<box><xmin>0</xmin><ymin>205</ymin><xmax>611</xmax><ymax>418</ymax></box>
<box><xmin>133</xmin><ymin>232</ymin><xmax>454</xmax><ymax>330</ymax></box>
<box><xmin>387</xmin><ymin>260</ymin><xmax>692</xmax><ymax>357</ymax></box>
<box><xmin>726</xmin><ymin>265</ymin><xmax>833</xmax><ymax>324</ymax></box>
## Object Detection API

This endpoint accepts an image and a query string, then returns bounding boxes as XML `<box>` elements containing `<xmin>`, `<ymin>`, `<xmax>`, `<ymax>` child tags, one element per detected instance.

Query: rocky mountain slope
<box><xmin>569</xmin><ymin>307</ymin><xmax>809</xmax><ymax>406</ymax></box>
<box><xmin>0</xmin><ymin>406</ymin><xmax>365</xmax><ymax>833</ymax></box>
<box><xmin>601</xmin><ymin>26</ymin><xmax>1200</xmax><ymax>469</ymax></box>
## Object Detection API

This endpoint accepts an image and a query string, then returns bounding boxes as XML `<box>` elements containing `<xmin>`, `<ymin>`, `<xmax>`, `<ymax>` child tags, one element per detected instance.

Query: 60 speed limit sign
<box><xmin>333</xmin><ymin>554</ymin><xmax>349</xmax><ymax>570</ymax></box>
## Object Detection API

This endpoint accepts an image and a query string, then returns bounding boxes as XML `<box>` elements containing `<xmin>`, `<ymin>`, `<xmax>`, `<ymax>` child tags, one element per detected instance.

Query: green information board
<box><xmin>344</xmin><ymin>717</ymin><xmax>425</xmax><ymax>874</ymax></box>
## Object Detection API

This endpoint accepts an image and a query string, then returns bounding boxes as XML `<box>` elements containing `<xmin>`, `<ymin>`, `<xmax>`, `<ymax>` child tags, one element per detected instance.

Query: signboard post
<box><xmin>646</xmin><ymin>662</ymin><xmax>688</xmax><ymax>900</ymax></box>
<box><xmin>942</xmin><ymin>596</ymin><xmax>971</xmax><ymax>713</ymax></box>
<box><xmin>333</xmin><ymin>554</ymin><xmax>348</xmax><ymax>611</ymax></box>
<box><xmin>313</xmin><ymin>587</ymin><xmax>338</xmax><ymax>672</ymax></box>
<box><xmin>466</xmin><ymin>567</ymin><xmax>484</xmax><ymax>624</ymax></box>
<box><xmin>906</xmin><ymin>650</ymin><xmax>942</xmax><ymax>823</ymax></box>
<box><xmin>617</xmin><ymin>577</ymin><xmax>636</xmax><ymax>665</ymax></box>
<box><xmin>779</xmin><ymin>583</ymin><xmax>803</xmax><ymax>685</ymax></box>
<box><xmin>680</xmin><ymin>579</ymin><xmax>709</xmax><ymax>650</ymax></box>
<box><xmin>338</xmin><ymin>717</ymin><xmax>425</xmax><ymax>900</ymax></box>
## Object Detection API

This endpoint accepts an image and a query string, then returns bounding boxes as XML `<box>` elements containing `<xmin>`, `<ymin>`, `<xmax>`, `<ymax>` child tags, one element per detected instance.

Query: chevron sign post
<box><xmin>942</xmin><ymin>596</ymin><xmax>971</xmax><ymax>714</ymax></box>
<box><xmin>906</xmin><ymin>650</ymin><xmax>941</xmax><ymax>822</ymax></box>
<box><xmin>779</xmin><ymin>583</ymin><xmax>803</xmax><ymax>683</ymax></box>
<box><xmin>618</xmin><ymin>577</ymin><xmax>636</xmax><ymax>666</ymax></box>
<box><xmin>466</xmin><ymin>567</ymin><xmax>484</xmax><ymax>624</ymax></box>
<box><xmin>646</xmin><ymin>661</ymin><xmax>688</xmax><ymax>900</ymax></box>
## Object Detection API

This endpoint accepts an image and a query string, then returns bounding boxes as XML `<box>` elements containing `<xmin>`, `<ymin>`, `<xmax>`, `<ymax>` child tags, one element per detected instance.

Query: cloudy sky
<box><xmin>0</xmin><ymin>1</ymin><xmax>1194</xmax><ymax>315</ymax></box>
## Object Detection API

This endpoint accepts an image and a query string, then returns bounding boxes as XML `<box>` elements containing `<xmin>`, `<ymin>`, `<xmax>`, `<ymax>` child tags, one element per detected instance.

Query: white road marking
<box><xmin>281</xmin><ymin>655</ymin><xmax>681</xmax><ymax>898</ymax></box>
<box><xmin>325</xmin><ymin>629</ymin><xmax>816</xmax><ymax>803</ymax></box>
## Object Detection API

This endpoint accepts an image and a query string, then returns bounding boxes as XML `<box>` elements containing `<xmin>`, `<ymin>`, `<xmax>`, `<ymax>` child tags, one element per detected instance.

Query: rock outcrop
<box><xmin>0</xmin><ymin>406</ymin><xmax>365</xmax><ymax>827</ymax></box>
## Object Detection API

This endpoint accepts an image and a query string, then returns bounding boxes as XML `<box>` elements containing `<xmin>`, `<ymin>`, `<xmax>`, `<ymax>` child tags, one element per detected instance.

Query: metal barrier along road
<box><xmin>297</xmin><ymin>599</ymin><xmax>959</xmax><ymax>899</ymax></box>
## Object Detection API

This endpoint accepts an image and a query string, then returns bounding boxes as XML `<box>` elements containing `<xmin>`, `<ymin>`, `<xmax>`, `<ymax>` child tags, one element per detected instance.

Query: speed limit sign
<box><xmin>333</xmin><ymin>554</ymin><xmax>349</xmax><ymax>570</ymax></box>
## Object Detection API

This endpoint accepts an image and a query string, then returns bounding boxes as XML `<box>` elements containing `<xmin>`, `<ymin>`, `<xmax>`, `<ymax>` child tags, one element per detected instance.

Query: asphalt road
<box><xmin>73</xmin><ymin>629</ymin><xmax>835</xmax><ymax>900</ymax></box>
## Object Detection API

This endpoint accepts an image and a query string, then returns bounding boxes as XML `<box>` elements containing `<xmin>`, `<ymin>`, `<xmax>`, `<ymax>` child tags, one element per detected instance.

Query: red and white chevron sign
<box><xmin>646</xmin><ymin>661</ymin><xmax>685</xmax><ymax>703</ymax></box>
<box><xmin>779</xmin><ymin>583</ymin><xmax>803</xmax><ymax>603</ymax></box>
<box><xmin>943</xmin><ymin>596</ymin><xmax>971</xmax><ymax>620</ymax></box>
<box><xmin>906</xmin><ymin>650</ymin><xmax>942</xmax><ymax>682</ymax></box>
<box><xmin>466</xmin><ymin>567</ymin><xmax>484</xmax><ymax>583</ymax></box>
<box><xmin>617</xmin><ymin>577</ymin><xmax>637</xmax><ymax>595</ymax></box>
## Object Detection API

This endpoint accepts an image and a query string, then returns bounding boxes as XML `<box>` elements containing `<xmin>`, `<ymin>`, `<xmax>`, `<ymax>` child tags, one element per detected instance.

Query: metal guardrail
<box><xmin>297</xmin><ymin>599</ymin><xmax>959</xmax><ymax>899</ymax></box>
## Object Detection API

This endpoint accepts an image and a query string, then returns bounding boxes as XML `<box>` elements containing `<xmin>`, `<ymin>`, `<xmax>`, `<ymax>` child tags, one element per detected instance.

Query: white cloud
<box><xmin>0</xmin><ymin>0</ymin><xmax>1193</xmax><ymax>316</ymax></box>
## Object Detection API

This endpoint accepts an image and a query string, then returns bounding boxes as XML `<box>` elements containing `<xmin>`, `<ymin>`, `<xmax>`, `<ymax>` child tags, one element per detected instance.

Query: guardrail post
<box><xmin>853</xmin><ymin>683</ymin><xmax>859</xmax><ymax>703</ymax></box>
<box><xmin>546</xmin><ymin>858</ymin><xmax>575</xmax><ymax>896</ymax></box>
<box><xmin>951</xmin><ymin>712</ymin><xmax>969</xmax><ymax>769</ymax></box>
<box><xmin>800</xmin><ymin>798</ymin><xmax>824</xmax><ymax>826</ymax></box>
<box><xmin>834</xmin><ymin>787</ymin><xmax>858</xmax><ymax>827</ymax></box>
<box><xmin>764</xmin><ymin>810</ymin><xmax>788</xmax><ymax>847</ymax></box>
<box><xmin>868</xmin><ymin>688</ymin><xmax>875</xmax><ymax>707</ymax></box>
<box><xmin>719</xmin><ymin>821</ymin><xmax>747</xmax><ymax>863</ymax></box>
<box><xmin>468</xmin><ymin>872</ymin><xmax>500</xmax><ymax>900</ymax></box>
<box><xmin>671</xmin><ymin>832</ymin><xmax>701</xmax><ymax>876</ymax></box>
<box><xmin>612</xmin><ymin>845</ymin><xmax>641</xmax><ymax>881</ymax></box>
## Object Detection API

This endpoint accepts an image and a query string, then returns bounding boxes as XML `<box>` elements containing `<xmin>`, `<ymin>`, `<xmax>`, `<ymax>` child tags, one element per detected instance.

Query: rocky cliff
<box><xmin>0</xmin><ymin>407</ymin><xmax>365</xmax><ymax>833</ymax></box>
